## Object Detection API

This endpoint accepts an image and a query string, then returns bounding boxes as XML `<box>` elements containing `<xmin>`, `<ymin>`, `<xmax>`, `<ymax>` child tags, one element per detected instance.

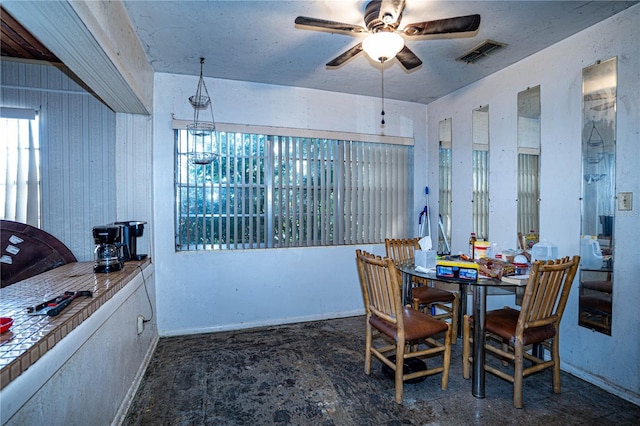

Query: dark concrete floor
<box><xmin>124</xmin><ymin>316</ymin><xmax>639</xmax><ymax>425</ymax></box>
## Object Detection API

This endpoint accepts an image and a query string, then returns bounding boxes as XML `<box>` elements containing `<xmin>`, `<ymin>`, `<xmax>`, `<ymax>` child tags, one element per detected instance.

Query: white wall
<box><xmin>426</xmin><ymin>5</ymin><xmax>640</xmax><ymax>404</ymax></box>
<box><xmin>152</xmin><ymin>73</ymin><xmax>428</xmax><ymax>336</ymax></box>
<box><xmin>1</xmin><ymin>60</ymin><xmax>116</xmax><ymax>260</ymax></box>
<box><xmin>115</xmin><ymin>113</ymin><xmax>153</xmax><ymax>260</ymax></box>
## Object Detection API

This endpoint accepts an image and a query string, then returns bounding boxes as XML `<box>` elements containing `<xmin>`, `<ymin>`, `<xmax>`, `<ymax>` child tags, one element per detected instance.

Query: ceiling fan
<box><xmin>295</xmin><ymin>0</ymin><xmax>481</xmax><ymax>70</ymax></box>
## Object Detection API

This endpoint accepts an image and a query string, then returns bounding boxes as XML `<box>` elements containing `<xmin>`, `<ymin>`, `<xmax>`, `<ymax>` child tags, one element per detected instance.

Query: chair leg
<box><xmin>364</xmin><ymin>321</ymin><xmax>372</xmax><ymax>374</ymax></box>
<box><xmin>501</xmin><ymin>340</ymin><xmax>509</xmax><ymax>366</ymax></box>
<box><xmin>552</xmin><ymin>335</ymin><xmax>561</xmax><ymax>394</ymax></box>
<box><xmin>395</xmin><ymin>338</ymin><xmax>406</xmax><ymax>404</ymax></box>
<box><xmin>513</xmin><ymin>341</ymin><xmax>524</xmax><ymax>409</ymax></box>
<box><xmin>462</xmin><ymin>314</ymin><xmax>471</xmax><ymax>379</ymax></box>
<box><xmin>412</xmin><ymin>297</ymin><xmax>420</xmax><ymax>311</ymax></box>
<box><xmin>450</xmin><ymin>294</ymin><xmax>459</xmax><ymax>342</ymax></box>
<box><xmin>441</xmin><ymin>323</ymin><xmax>452</xmax><ymax>390</ymax></box>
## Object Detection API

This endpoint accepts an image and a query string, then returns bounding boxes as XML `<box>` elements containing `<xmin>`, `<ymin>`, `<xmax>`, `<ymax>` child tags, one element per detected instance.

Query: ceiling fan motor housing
<box><xmin>365</xmin><ymin>0</ymin><xmax>402</xmax><ymax>32</ymax></box>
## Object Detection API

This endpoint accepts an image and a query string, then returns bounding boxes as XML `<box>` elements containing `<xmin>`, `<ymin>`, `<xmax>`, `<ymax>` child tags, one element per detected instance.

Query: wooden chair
<box><xmin>462</xmin><ymin>255</ymin><xmax>580</xmax><ymax>408</ymax></box>
<box><xmin>579</xmin><ymin>278</ymin><xmax>612</xmax><ymax>331</ymax></box>
<box><xmin>355</xmin><ymin>249</ymin><xmax>452</xmax><ymax>404</ymax></box>
<box><xmin>385</xmin><ymin>238</ymin><xmax>459</xmax><ymax>340</ymax></box>
<box><xmin>579</xmin><ymin>271</ymin><xmax>612</xmax><ymax>332</ymax></box>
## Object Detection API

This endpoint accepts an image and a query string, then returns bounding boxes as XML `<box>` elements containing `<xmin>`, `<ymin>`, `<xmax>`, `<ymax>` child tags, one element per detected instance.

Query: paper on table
<box><xmin>415</xmin><ymin>265</ymin><xmax>435</xmax><ymax>274</ymax></box>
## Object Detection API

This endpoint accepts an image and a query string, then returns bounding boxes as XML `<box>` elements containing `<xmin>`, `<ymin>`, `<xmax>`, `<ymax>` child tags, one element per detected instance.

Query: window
<box><xmin>0</xmin><ymin>108</ymin><xmax>40</xmax><ymax>227</ymax></box>
<box><xmin>175</xmin><ymin>124</ymin><xmax>413</xmax><ymax>250</ymax></box>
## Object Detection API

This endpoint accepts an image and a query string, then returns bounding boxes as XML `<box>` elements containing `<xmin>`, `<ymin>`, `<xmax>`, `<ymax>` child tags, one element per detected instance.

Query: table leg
<box><xmin>533</xmin><ymin>343</ymin><xmax>544</xmax><ymax>359</ymax></box>
<box><xmin>401</xmin><ymin>270</ymin><xmax>412</xmax><ymax>306</ymax></box>
<box><xmin>458</xmin><ymin>284</ymin><xmax>467</xmax><ymax>338</ymax></box>
<box><xmin>472</xmin><ymin>285</ymin><xmax>486</xmax><ymax>398</ymax></box>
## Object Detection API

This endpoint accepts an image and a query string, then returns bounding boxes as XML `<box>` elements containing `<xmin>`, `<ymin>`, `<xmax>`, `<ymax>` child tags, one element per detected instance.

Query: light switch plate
<box><xmin>618</xmin><ymin>192</ymin><xmax>633</xmax><ymax>211</ymax></box>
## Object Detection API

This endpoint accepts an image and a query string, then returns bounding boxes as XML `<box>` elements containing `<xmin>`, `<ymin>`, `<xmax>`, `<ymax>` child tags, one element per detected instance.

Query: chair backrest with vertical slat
<box><xmin>517</xmin><ymin>255</ymin><xmax>580</xmax><ymax>333</ymax></box>
<box><xmin>385</xmin><ymin>238</ymin><xmax>429</xmax><ymax>286</ymax></box>
<box><xmin>385</xmin><ymin>238</ymin><xmax>420</xmax><ymax>265</ymax></box>
<box><xmin>356</xmin><ymin>249</ymin><xmax>402</xmax><ymax>327</ymax></box>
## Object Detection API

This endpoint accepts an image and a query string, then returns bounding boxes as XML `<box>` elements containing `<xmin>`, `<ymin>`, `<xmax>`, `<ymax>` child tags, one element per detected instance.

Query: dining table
<box><xmin>396</xmin><ymin>262</ymin><xmax>528</xmax><ymax>399</ymax></box>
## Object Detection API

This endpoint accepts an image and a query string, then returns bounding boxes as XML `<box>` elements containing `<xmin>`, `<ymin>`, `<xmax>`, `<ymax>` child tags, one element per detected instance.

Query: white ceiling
<box><xmin>123</xmin><ymin>1</ymin><xmax>635</xmax><ymax>105</ymax></box>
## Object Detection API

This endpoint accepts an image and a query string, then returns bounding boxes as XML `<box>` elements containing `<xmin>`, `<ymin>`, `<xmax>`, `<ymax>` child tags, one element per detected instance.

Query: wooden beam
<box><xmin>3</xmin><ymin>1</ymin><xmax>152</xmax><ymax>114</ymax></box>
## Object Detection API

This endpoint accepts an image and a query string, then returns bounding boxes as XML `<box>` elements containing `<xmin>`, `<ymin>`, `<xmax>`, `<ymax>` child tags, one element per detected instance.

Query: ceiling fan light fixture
<box><xmin>362</xmin><ymin>31</ymin><xmax>404</xmax><ymax>62</ymax></box>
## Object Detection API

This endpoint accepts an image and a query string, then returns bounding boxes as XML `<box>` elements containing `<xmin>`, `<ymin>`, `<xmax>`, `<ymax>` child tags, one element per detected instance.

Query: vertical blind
<box><xmin>0</xmin><ymin>108</ymin><xmax>40</xmax><ymax>227</ymax></box>
<box><xmin>517</xmin><ymin>153</ymin><xmax>540</xmax><ymax>235</ymax></box>
<box><xmin>175</xmin><ymin>126</ymin><xmax>412</xmax><ymax>250</ymax></box>
<box><xmin>438</xmin><ymin>146</ymin><xmax>452</xmax><ymax>253</ymax></box>
<box><xmin>472</xmin><ymin>150</ymin><xmax>489</xmax><ymax>240</ymax></box>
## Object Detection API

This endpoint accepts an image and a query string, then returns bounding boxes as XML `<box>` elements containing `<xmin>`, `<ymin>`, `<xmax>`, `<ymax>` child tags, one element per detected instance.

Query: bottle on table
<box><xmin>468</xmin><ymin>232</ymin><xmax>477</xmax><ymax>259</ymax></box>
<box><xmin>525</xmin><ymin>230</ymin><xmax>538</xmax><ymax>249</ymax></box>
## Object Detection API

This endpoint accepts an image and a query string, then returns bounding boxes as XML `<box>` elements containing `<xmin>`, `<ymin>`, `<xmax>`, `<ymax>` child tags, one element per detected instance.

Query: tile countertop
<box><xmin>0</xmin><ymin>259</ymin><xmax>152</xmax><ymax>389</ymax></box>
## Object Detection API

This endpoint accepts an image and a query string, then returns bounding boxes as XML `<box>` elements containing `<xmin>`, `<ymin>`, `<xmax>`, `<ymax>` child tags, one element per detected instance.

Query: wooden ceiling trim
<box><xmin>1</xmin><ymin>6</ymin><xmax>60</xmax><ymax>63</ymax></box>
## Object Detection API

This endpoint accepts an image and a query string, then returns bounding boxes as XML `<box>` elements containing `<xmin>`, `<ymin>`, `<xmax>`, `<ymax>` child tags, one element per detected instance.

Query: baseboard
<box><xmin>562</xmin><ymin>362</ymin><xmax>640</xmax><ymax>406</ymax></box>
<box><xmin>112</xmin><ymin>334</ymin><xmax>160</xmax><ymax>426</ymax></box>
<box><xmin>160</xmin><ymin>309</ymin><xmax>366</xmax><ymax>337</ymax></box>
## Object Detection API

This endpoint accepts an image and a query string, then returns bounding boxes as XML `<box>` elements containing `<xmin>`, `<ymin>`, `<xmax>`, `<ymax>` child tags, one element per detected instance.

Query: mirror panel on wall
<box><xmin>517</xmin><ymin>86</ymin><xmax>541</xmax><ymax>248</ymax></box>
<box><xmin>438</xmin><ymin>118</ymin><xmax>452</xmax><ymax>254</ymax></box>
<box><xmin>472</xmin><ymin>105</ymin><xmax>489</xmax><ymax>241</ymax></box>
<box><xmin>578</xmin><ymin>57</ymin><xmax>616</xmax><ymax>335</ymax></box>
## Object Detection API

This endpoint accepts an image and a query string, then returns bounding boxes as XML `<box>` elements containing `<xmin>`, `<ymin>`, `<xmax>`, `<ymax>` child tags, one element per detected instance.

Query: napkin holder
<box><xmin>414</xmin><ymin>249</ymin><xmax>436</xmax><ymax>269</ymax></box>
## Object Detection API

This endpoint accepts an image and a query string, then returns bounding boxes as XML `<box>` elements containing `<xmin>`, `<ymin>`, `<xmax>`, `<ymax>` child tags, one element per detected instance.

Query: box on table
<box><xmin>414</xmin><ymin>249</ymin><xmax>436</xmax><ymax>269</ymax></box>
<box><xmin>436</xmin><ymin>260</ymin><xmax>479</xmax><ymax>281</ymax></box>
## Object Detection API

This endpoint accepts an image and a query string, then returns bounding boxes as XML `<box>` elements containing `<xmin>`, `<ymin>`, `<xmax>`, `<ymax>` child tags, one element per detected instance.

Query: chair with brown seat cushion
<box><xmin>385</xmin><ymin>238</ymin><xmax>459</xmax><ymax>340</ymax></box>
<box><xmin>355</xmin><ymin>249</ymin><xmax>452</xmax><ymax>404</ymax></box>
<box><xmin>579</xmin><ymin>291</ymin><xmax>612</xmax><ymax>330</ymax></box>
<box><xmin>462</xmin><ymin>255</ymin><xmax>580</xmax><ymax>408</ymax></box>
<box><xmin>579</xmin><ymin>274</ymin><xmax>612</xmax><ymax>331</ymax></box>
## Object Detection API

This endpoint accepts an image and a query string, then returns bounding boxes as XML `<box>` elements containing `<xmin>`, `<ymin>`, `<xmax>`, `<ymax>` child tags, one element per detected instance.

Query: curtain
<box><xmin>0</xmin><ymin>108</ymin><xmax>40</xmax><ymax>227</ymax></box>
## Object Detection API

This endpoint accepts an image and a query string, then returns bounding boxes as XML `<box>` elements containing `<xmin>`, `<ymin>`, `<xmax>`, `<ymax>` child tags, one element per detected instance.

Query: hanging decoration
<box><xmin>585</xmin><ymin>121</ymin><xmax>605</xmax><ymax>164</ymax></box>
<box><xmin>187</xmin><ymin>57</ymin><xmax>217</xmax><ymax>165</ymax></box>
<box><xmin>583</xmin><ymin>121</ymin><xmax>607</xmax><ymax>183</ymax></box>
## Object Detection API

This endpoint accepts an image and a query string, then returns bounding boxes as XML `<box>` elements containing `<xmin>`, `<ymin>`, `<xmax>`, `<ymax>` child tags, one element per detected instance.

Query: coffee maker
<box><xmin>114</xmin><ymin>221</ymin><xmax>148</xmax><ymax>261</ymax></box>
<box><xmin>93</xmin><ymin>225</ymin><xmax>124</xmax><ymax>273</ymax></box>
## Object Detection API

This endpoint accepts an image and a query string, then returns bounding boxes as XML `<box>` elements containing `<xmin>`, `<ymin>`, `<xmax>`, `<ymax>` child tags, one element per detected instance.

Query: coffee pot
<box><xmin>92</xmin><ymin>225</ymin><xmax>125</xmax><ymax>273</ymax></box>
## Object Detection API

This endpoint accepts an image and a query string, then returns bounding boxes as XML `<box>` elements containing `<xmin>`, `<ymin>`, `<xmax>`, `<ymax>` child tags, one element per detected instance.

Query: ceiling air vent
<box><xmin>456</xmin><ymin>40</ymin><xmax>506</xmax><ymax>64</ymax></box>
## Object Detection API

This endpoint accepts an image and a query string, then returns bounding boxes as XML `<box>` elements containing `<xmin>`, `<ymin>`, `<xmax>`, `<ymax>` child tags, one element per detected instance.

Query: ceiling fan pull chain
<box><xmin>381</xmin><ymin>62</ymin><xmax>385</xmax><ymax>125</ymax></box>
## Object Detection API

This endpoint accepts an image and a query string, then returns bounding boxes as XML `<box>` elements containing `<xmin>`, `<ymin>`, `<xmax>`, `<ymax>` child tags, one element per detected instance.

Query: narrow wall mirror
<box><xmin>578</xmin><ymin>57</ymin><xmax>616</xmax><ymax>335</ymax></box>
<box><xmin>517</xmin><ymin>86</ymin><xmax>540</xmax><ymax>248</ymax></box>
<box><xmin>438</xmin><ymin>118</ymin><xmax>452</xmax><ymax>254</ymax></box>
<box><xmin>472</xmin><ymin>105</ymin><xmax>489</xmax><ymax>241</ymax></box>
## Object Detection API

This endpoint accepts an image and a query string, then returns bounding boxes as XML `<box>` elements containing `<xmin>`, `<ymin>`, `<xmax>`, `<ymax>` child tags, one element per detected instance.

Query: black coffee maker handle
<box><xmin>117</xmin><ymin>242</ymin><xmax>130</xmax><ymax>262</ymax></box>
